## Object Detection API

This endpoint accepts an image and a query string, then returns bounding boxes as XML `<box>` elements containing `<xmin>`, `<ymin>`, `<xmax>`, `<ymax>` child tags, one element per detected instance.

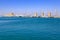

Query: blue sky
<box><xmin>0</xmin><ymin>0</ymin><xmax>60</xmax><ymax>15</ymax></box>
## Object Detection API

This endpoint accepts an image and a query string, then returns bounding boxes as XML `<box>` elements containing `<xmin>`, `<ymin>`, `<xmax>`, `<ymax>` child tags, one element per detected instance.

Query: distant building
<box><xmin>34</xmin><ymin>12</ymin><xmax>38</xmax><ymax>17</ymax></box>
<box><xmin>54</xmin><ymin>9</ymin><xmax>59</xmax><ymax>17</ymax></box>
<box><xmin>4</xmin><ymin>12</ymin><xmax>15</xmax><ymax>17</ymax></box>
<box><xmin>48</xmin><ymin>11</ymin><xmax>51</xmax><ymax>17</ymax></box>
<box><xmin>41</xmin><ymin>11</ymin><xmax>44</xmax><ymax>17</ymax></box>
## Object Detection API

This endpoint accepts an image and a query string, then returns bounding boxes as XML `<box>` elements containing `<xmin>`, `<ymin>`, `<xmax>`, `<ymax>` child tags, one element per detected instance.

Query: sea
<box><xmin>0</xmin><ymin>17</ymin><xmax>60</xmax><ymax>40</ymax></box>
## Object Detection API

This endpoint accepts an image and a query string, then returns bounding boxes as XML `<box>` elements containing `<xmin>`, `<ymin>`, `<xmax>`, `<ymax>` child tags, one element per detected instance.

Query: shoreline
<box><xmin>0</xmin><ymin>16</ymin><xmax>60</xmax><ymax>18</ymax></box>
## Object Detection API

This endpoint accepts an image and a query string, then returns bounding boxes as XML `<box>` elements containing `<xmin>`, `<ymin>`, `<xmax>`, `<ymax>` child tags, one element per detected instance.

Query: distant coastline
<box><xmin>0</xmin><ymin>16</ymin><xmax>60</xmax><ymax>18</ymax></box>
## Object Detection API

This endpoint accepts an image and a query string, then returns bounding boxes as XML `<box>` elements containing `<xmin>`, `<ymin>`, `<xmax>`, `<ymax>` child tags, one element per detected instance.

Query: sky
<box><xmin>0</xmin><ymin>0</ymin><xmax>60</xmax><ymax>16</ymax></box>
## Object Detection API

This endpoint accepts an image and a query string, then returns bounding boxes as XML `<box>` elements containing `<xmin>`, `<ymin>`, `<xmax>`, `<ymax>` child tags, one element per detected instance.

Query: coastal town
<box><xmin>1</xmin><ymin>10</ymin><xmax>60</xmax><ymax>18</ymax></box>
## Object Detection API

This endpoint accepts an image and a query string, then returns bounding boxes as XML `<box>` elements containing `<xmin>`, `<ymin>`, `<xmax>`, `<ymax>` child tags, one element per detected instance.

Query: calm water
<box><xmin>0</xmin><ymin>17</ymin><xmax>60</xmax><ymax>40</ymax></box>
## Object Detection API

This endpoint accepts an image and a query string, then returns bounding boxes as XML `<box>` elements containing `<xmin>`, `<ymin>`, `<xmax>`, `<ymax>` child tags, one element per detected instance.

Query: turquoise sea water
<box><xmin>0</xmin><ymin>17</ymin><xmax>60</xmax><ymax>40</ymax></box>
